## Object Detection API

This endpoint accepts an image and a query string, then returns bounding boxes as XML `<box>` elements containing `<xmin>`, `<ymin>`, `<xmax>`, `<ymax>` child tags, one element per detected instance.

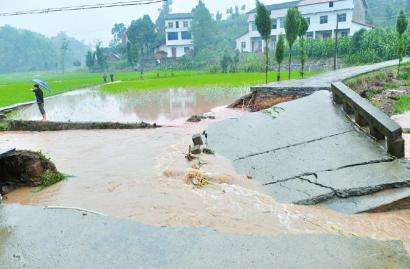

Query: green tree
<box><xmin>285</xmin><ymin>8</ymin><xmax>300</xmax><ymax>79</ymax></box>
<box><xmin>85</xmin><ymin>51</ymin><xmax>95</xmax><ymax>70</ymax></box>
<box><xmin>95</xmin><ymin>42</ymin><xmax>107</xmax><ymax>71</ymax></box>
<box><xmin>232</xmin><ymin>49</ymin><xmax>240</xmax><ymax>72</ymax></box>
<box><xmin>216</xmin><ymin>11</ymin><xmax>223</xmax><ymax>21</ymax></box>
<box><xmin>127</xmin><ymin>15</ymin><xmax>157</xmax><ymax>57</ymax></box>
<box><xmin>298</xmin><ymin>17</ymin><xmax>309</xmax><ymax>78</ymax></box>
<box><xmin>155</xmin><ymin>0</ymin><xmax>171</xmax><ymax>42</ymax></box>
<box><xmin>255</xmin><ymin>0</ymin><xmax>272</xmax><ymax>84</ymax></box>
<box><xmin>396</xmin><ymin>10</ymin><xmax>408</xmax><ymax>75</ymax></box>
<box><xmin>60</xmin><ymin>38</ymin><xmax>69</xmax><ymax>73</ymax></box>
<box><xmin>351</xmin><ymin>28</ymin><xmax>367</xmax><ymax>52</ymax></box>
<box><xmin>111</xmin><ymin>23</ymin><xmax>127</xmax><ymax>46</ymax></box>
<box><xmin>275</xmin><ymin>35</ymin><xmax>285</xmax><ymax>81</ymax></box>
<box><xmin>220</xmin><ymin>49</ymin><xmax>232</xmax><ymax>73</ymax></box>
<box><xmin>191</xmin><ymin>1</ymin><xmax>217</xmax><ymax>53</ymax></box>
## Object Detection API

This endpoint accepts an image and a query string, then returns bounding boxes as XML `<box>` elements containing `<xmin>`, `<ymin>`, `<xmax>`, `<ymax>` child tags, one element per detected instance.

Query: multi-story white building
<box><xmin>164</xmin><ymin>13</ymin><xmax>194</xmax><ymax>58</ymax></box>
<box><xmin>236</xmin><ymin>0</ymin><xmax>372</xmax><ymax>53</ymax></box>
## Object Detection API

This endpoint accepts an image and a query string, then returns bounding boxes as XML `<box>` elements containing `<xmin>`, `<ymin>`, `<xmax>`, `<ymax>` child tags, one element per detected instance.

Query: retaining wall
<box><xmin>331</xmin><ymin>82</ymin><xmax>405</xmax><ymax>158</ymax></box>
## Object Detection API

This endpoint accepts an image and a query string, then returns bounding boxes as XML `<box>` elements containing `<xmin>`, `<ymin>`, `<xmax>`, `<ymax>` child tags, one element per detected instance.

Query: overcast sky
<box><xmin>0</xmin><ymin>0</ymin><xmax>285</xmax><ymax>46</ymax></box>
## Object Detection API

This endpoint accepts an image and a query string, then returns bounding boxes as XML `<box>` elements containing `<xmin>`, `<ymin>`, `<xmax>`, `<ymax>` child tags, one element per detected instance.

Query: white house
<box><xmin>236</xmin><ymin>0</ymin><xmax>372</xmax><ymax>53</ymax></box>
<box><xmin>164</xmin><ymin>13</ymin><xmax>194</xmax><ymax>58</ymax></box>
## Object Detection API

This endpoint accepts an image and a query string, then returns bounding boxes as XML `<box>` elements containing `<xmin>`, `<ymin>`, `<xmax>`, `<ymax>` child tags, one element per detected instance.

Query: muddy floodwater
<box><xmin>1</xmin><ymin>106</ymin><xmax>410</xmax><ymax>253</ymax></box>
<box><xmin>10</xmin><ymin>87</ymin><xmax>248</xmax><ymax>125</ymax></box>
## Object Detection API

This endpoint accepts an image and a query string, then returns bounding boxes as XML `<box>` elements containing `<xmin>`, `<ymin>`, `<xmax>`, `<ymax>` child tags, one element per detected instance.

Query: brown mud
<box><xmin>229</xmin><ymin>92</ymin><xmax>296</xmax><ymax>112</ymax></box>
<box><xmin>2</xmin><ymin>106</ymin><xmax>410</xmax><ymax>252</ymax></box>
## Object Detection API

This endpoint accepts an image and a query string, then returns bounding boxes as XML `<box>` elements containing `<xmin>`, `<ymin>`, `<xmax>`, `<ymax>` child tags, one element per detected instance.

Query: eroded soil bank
<box><xmin>2</xmin><ymin>107</ymin><xmax>410</xmax><ymax>252</ymax></box>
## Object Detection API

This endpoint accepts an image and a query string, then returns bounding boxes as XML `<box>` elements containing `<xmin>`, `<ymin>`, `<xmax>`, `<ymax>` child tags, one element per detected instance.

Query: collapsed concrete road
<box><xmin>208</xmin><ymin>91</ymin><xmax>410</xmax><ymax>213</ymax></box>
<box><xmin>0</xmin><ymin>204</ymin><xmax>409</xmax><ymax>269</ymax></box>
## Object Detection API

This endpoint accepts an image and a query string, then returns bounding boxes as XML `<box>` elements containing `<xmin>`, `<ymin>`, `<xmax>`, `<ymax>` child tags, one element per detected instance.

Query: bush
<box><xmin>237</xmin><ymin>53</ymin><xmax>264</xmax><ymax>72</ymax></box>
<box><xmin>41</xmin><ymin>170</ymin><xmax>66</xmax><ymax>188</ymax></box>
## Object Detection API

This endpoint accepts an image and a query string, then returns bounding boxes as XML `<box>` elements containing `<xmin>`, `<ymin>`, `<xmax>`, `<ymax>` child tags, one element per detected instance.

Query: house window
<box><xmin>278</xmin><ymin>17</ymin><xmax>284</xmax><ymax>28</ymax></box>
<box><xmin>338</xmin><ymin>13</ymin><xmax>346</xmax><ymax>22</ymax></box>
<box><xmin>329</xmin><ymin>1</ymin><xmax>334</xmax><ymax>7</ymax></box>
<box><xmin>181</xmin><ymin>31</ymin><xmax>192</xmax><ymax>40</ymax></box>
<box><xmin>340</xmin><ymin>29</ymin><xmax>349</xmax><ymax>37</ymax></box>
<box><xmin>323</xmin><ymin>31</ymin><xmax>332</xmax><ymax>39</ymax></box>
<box><xmin>241</xmin><ymin>42</ymin><xmax>246</xmax><ymax>49</ymax></box>
<box><xmin>272</xmin><ymin>18</ymin><xmax>277</xmax><ymax>29</ymax></box>
<box><xmin>168</xmin><ymin>22</ymin><xmax>173</xmax><ymax>28</ymax></box>
<box><xmin>167</xmin><ymin>32</ymin><xmax>178</xmax><ymax>41</ymax></box>
<box><xmin>320</xmin><ymin>15</ymin><xmax>328</xmax><ymax>24</ymax></box>
<box><xmin>305</xmin><ymin>17</ymin><xmax>310</xmax><ymax>25</ymax></box>
<box><xmin>183</xmin><ymin>21</ymin><xmax>189</xmax><ymax>28</ymax></box>
<box><xmin>251</xmin><ymin>22</ymin><xmax>257</xmax><ymax>31</ymax></box>
<box><xmin>176</xmin><ymin>21</ymin><xmax>179</xmax><ymax>28</ymax></box>
<box><xmin>306</xmin><ymin>32</ymin><xmax>314</xmax><ymax>39</ymax></box>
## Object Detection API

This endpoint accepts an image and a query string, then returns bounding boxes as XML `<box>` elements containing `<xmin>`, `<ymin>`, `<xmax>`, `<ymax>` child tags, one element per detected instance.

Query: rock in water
<box><xmin>0</xmin><ymin>150</ymin><xmax>58</xmax><ymax>194</ymax></box>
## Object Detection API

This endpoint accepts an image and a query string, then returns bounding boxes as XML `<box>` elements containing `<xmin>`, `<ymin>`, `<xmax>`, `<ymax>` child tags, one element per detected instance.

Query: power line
<box><xmin>0</xmin><ymin>0</ymin><xmax>165</xmax><ymax>17</ymax></box>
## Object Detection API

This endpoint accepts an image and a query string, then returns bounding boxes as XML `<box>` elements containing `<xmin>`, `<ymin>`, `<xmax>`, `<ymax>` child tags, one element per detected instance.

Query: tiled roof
<box><xmin>247</xmin><ymin>1</ymin><xmax>300</xmax><ymax>14</ymax></box>
<box><xmin>165</xmin><ymin>13</ymin><xmax>193</xmax><ymax>20</ymax></box>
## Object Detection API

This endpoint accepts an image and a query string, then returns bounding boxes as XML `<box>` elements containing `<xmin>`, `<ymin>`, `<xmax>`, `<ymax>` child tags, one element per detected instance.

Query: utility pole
<box><xmin>60</xmin><ymin>38</ymin><xmax>69</xmax><ymax>73</ymax></box>
<box><xmin>333</xmin><ymin>14</ymin><xmax>339</xmax><ymax>70</ymax></box>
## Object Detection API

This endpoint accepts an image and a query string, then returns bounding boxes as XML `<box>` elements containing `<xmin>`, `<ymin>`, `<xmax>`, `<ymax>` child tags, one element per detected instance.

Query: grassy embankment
<box><xmin>346</xmin><ymin>63</ymin><xmax>410</xmax><ymax>115</ymax></box>
<box><xmin>0</xmin><ymin>70</ymin><xmax>312</xmax><ymax>107</ymax></box>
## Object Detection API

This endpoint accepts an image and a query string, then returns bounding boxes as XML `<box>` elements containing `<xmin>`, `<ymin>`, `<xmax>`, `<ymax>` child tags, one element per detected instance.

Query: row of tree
<box><xmin>86</xmin><ymin>0</ymin><xmax>248</xmax><ymax>70</ymax></box>
<box><xmin>0</xmin><ymin>26</ymin><xmax>87</xmax><ymax>73</ymax></box>
<box><xmin>255</xmin><ymin>1</ymin><xmax>409</xmax><ymax>83</ymax></box>
<box><xmin>255</xmin><ymin>1</ymin><xmax>309</xmax><ymax>83</ymax></box>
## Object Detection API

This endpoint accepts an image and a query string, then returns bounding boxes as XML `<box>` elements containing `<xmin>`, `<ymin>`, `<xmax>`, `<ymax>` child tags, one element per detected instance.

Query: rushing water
<box><xmin>3</xmin><ymin>87</ymin><xmax>410</xmax><ymax>252</ymax></box>
<box><xmin>11</xmin><ymin>87</ymin><xmax>249</xmax><ymax>125</ymax></box>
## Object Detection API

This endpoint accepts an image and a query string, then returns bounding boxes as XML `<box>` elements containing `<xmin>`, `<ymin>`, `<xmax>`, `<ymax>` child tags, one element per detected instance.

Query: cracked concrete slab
<box><xmin>1</xmin><ymin>204</ymin><xmax>410</xmax><ymax>268</ymax></box>
<box><xmin>233</xmin><ymin>131</ymin><xmax>390</xmax><ymax>186</ymax></box>
<box><xmin>314</xmin><ymin>160</ymin><xmax>410</xmax><ymax>198</ymax></box>
<box><xmin>208</xmin><ymin>91</ymin><xmax>355</xmax><ymax>160</ymax></box>
<box><xmin>208</xmin><ymin>90</ymin><xmax>410</xmax><ymax>210</ymax></box>
<box><xmin>264</xmin><ymin>177</ymin><xmax>333</xmax><ymax>205</ymax></box>
<box><xmin>324</xmin><ymin>187</ymin><xmax>410</xmax><ymax>214</ymax></box>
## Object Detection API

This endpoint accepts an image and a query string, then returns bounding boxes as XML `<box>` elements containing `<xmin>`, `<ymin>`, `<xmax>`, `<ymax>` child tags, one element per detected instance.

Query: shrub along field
<box><xmin>0</xmin><ymin>70</ymin><xmax>312</xmax><ymax>107</ymax></box>
<box><xmin>346</xmin><ymin>63</ymin><xmax>410</xmax><ymax>115</ymax></box>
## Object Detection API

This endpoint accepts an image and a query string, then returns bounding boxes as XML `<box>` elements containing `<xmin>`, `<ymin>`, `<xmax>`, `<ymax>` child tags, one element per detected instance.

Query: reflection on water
<box><xmin>2</xmin><ymin>108</ymin><xmax>410</xmax><ymax>252</ymax></box>
<box><xmin>11</xmin><ymin>87</ymin><xmax>249</xmax><ymax>125</ymax></box>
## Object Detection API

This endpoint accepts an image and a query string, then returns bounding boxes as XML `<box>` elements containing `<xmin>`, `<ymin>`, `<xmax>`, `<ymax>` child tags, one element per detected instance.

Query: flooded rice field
<box><xmin>10</xmin><ymin>87</ymin><xmax>248</xmax><ymax>125</ymax></box>
<box><xmin>2</xmin><ymin>87</ymin><xmax>410</xmax><ymax>253</ymax></box>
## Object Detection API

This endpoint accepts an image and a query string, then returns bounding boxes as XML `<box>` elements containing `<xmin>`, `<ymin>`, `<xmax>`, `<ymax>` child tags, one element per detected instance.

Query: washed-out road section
<box><xmin>207</xmin><ymin>90</ymin><xmax>410</xmax><ymax>213</ymax></box>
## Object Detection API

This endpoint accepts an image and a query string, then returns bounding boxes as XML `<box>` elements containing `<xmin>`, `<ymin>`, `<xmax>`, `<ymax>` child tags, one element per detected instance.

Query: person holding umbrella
<box><xmin>32</xmin><ymin>79</ymin><xmax>50</xmax><ymax>122</ymax></box>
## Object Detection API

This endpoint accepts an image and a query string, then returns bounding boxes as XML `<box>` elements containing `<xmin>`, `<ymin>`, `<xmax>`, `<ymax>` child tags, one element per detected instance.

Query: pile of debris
<box><xmin>185</xmin><ymin>132</ymin><xmax>214</xmax><ymax>159</ymax></box>
<box><xmin>0</xmin><ymin>150</ymin><xmax>59</xmax><ymax>194</ymax></box>
<box><xmin>229</xmin><ymin>91</ymin><xmax>295</xmax><ymax>112</ymax></box>
<box><xmin>186</xmin><ymin>114</ymin><xmax>216</xmax><ymax>123</ymax></box>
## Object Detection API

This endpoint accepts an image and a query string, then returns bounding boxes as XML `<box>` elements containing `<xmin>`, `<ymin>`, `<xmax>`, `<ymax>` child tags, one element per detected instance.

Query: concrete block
<box><xmin>192</xmin><ymin>134</ymin><xmax>203</xmax><ymax>146</ymax></box>
<box><xmin>355</xmin><ymin>112</ymin><xmax>368</xmax><ymax>127</ymax></box>
<box><xmin>191</xmin><ymin>145</ymin><xmax>201</xmax><ymax>155</ymax></box>
<box><xmin>370</xmin><ymin>125</ymin><xmax>385</xmax><ymax>140</ymax></box>
<box><xmin>342</xmin><ymin>101</ymin><xmax>354</xmax><ymax>115</ymax></box>
<box><xmin>387</xmin><ymin>137</ymin><xmax>405</xmax><ymax>158</ymax></box>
